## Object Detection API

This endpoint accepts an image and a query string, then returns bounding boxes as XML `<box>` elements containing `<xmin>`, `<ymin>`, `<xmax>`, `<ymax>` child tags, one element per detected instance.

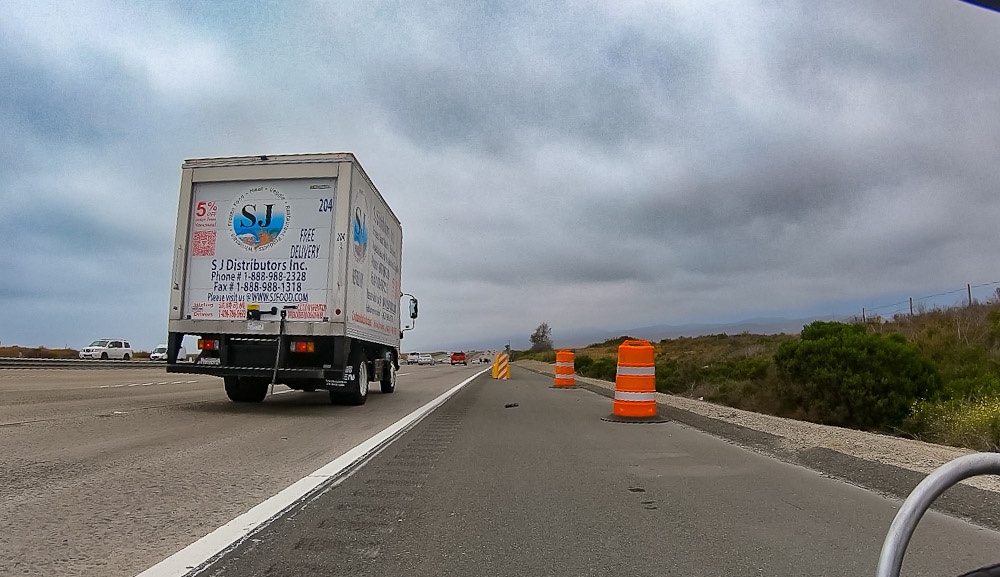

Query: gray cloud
<box><xmin>2</xmin><ymin>0</ymin><xmax>1000</xmax><ymax>351</ymax></box>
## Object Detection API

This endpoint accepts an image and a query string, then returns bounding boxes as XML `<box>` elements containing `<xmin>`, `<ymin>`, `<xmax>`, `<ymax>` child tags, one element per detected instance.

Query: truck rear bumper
<box><xmin>165</xmin><ymin>363</ymin><xmax>350</xmax><ymax>389</ymax></box>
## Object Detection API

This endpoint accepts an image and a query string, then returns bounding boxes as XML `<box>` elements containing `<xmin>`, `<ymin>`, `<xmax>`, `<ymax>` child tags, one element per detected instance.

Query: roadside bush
<box><xmin>774</xmin><ymin>321</ymin><xmax>941</xmax><ymax>430</ymax></box>
<box><xmin>576</xmin><ymin>356</ymin><xmax>617</xmax><ymax>382</ymax></box>
<box><xmin>908</xmin><ymin>396</ymin><xmax>1000</xmax><ymax>451</ymax></box>
<box><xmin>574</xmin><ymin>354</ymin><xmax>594</xmax><ymax>372</ymax></box>
<box><xmin>653</xmin><ymin>357</ymin><xmax>771</xmax><ymax>395</ymax></box>
<box><xmin>534</xmin><ymin>350</ymin><xmax>557</xmax><ymax>363</ymax></box>
<box><xmin>0</xmin><ymin>346</ymin><xmax>79</xmax><ymax>359</ymax></box>
<box><xmin>511</xmin><ymin>349</ymin><xmax>556</xmax><ymax>363</ymax></box>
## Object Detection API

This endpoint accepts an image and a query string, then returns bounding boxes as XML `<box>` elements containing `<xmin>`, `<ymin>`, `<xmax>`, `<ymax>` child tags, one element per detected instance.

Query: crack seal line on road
<box><xmin>134</xmin><ymin>367</ymin><xmax>491</xmax><ymax>577</ymax></box>
<box><xmin>99</xmin><ymin>380</ymin><xmax>201</xmax><ymax>389</ymax></box>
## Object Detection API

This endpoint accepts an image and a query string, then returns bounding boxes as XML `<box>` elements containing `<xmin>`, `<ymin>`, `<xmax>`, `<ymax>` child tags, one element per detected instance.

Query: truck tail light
<box><xmin>198</xmin><ymin>338</ymin><xmax>219</xmax><ymax>351</ymax></box>
<box><xmin>291</xmin><ymin>340</ymin><xmax>315</xmax><ymax>353</ymax></box>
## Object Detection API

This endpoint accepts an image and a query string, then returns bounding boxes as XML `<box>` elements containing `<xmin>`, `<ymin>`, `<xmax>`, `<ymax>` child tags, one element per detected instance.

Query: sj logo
<box><xmin>229</xmin><ymin>187</ymin><xmax>290</xmax><ymax>251</ymax></box>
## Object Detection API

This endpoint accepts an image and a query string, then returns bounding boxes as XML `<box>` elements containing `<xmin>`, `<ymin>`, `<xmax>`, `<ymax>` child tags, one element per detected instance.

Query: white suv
<box><xmin>80</xmin><ymin>339</ymin><xmax>133</xmax><ymax>360</ymax></box>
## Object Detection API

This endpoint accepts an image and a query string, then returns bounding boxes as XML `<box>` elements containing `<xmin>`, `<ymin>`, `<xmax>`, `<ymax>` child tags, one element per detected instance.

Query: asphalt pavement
<box><xmin>0</xmin><ymin>364</ymin><xmax>478</xmax><ymax>577</ymax></box>
<box><xmin>199</xmin><ymin>367</ymin><xmax>1000</xmax><ymax>577</ymax></box>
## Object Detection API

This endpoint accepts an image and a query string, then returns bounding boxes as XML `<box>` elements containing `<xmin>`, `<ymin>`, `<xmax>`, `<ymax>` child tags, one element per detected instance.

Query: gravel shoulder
<box><xmin>515</xmin><ymin>360</ymin><xmax>1000</xmax><ymax>530</ymax></box>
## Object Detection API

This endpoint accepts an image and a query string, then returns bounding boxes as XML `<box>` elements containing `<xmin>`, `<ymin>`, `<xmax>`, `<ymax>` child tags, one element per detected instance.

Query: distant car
<box><xmin>417</xmin><ymin>354</ymin><xmax>435</xmax><ymax>365</ymax></box>
<box><xmin>450</xmin><ymin>351</ymin><xmax>467</xmax><ymax>365</ymax></box>
<box><xmin>80</xmin><ymin>339</ymin><xmax>133</xmax><ymax>360</ymax></box>
<box><xmin>406</xmin><ymin>352</ymin><xmax>420</xmax><ymax>365</ymax></box>
<box><xmin>150</xmin><ymin>344</ymin><xmax>188</xmax><ymax>362</ymax></box>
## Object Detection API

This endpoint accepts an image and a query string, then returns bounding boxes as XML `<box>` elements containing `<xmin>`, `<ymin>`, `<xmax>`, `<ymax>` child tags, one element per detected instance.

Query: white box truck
<box><xmin>165</xmin><ymin>152</ymin><xmax>418</xmax><ymax>405</ymax></box>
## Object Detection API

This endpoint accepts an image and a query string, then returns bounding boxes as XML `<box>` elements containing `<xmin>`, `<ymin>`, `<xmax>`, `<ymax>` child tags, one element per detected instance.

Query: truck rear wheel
<box><xmin>225</xmin><ymin>376</ymin><xmax>269</xmax><ymax>403</ymax></box>
<box><xmin>224</xmin><ymin>376</ymin><xmax>243</xmax><ymax>402</ymax></box>
<box><xmin>380</xmin><ymin>361</ymin><xmax>396</xmax><ymax>394</ymax></box>
<box><xmin>339</xmin><ymin>351</ymin><xmax>369</xmax><ymax>406</ymax></box>
<box><xmin>241</xmin><ymin>378</ymin><xmax>269</xmax><ymax>402</ymax></box>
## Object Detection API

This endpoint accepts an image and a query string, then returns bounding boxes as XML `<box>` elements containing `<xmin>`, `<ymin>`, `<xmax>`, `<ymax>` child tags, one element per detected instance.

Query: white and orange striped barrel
<box><xmin>554</xmin><ymin>350</ymin><xmax>575</xmax><ymax>387</ymax></box>
<box><xmin>613</xmin><ymin>340</ymin><xmax>657</xmax><ymax>417</ymax></box>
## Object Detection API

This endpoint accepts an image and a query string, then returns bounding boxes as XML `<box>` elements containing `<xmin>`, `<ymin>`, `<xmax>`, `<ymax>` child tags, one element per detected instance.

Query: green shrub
<box><xmin>774</xmin><ymin>321</ymin><xmax>941</xmax><ymax>430</ymax></box>
<box><xmin>574</xmin><ymin>355</ymin><xmax>594</xmax><ymax>372</ymax></box>
<box><xmin>576</xmin><ymin>356</ymin><xmax>617</xmax><ymax>382</ymax></box>
<box><xmin>596</xmin><ymin>336</ymin><xmax>638</xmax><ymax>347</ymax></box>
<box><xmin>651</xmin><ymin>357</ymin><xmax>771</xmax><ymax>394</ymax></box>
<box><xmin>534</xmin><ymin>350</ymin><xmax>557</xmax><ymax>363</ymax></box>
<box><xmin>908</xmin><ymin>396</ymin><xmax>1000</xmax><ymax>451</ymax></box>
<box><xmin>511</xmin><ymin>349</ymin><xmax>556</xmax><ymax>363</ymax></box>
<box><xmin>654</xmin><ymin>359</ymin><xmax>701</xmax><ymax>394</ymax></box>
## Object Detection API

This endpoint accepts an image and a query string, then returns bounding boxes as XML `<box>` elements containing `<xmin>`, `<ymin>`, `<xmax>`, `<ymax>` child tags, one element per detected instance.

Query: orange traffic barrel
<box><xmin>552</xmin><ymin>350</ymin><xmax>576</xmax><ymax>388</ymax></box>
<box><xmin>601</xmin><ymin>340</ymin><xmax>669</xmax><ymax>423</ymax></box>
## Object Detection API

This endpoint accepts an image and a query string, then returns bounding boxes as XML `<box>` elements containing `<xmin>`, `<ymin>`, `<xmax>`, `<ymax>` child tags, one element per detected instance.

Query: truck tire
<box><xmin>123</xmin><ymin>353</ymin><xmax>131</xmax><ymax>361</ymax></box>
<box><xmin>224</xmin><ymin>376</ymin><xmax>244</xmax><ymax>402</ymax></box>
<box><xmin>225</xmin><ymin>377</ymin><xmax>268</xmax><ymax>403</ymax></box>
<box><xmin>344</xmin><ymin>351</ymin><xmax>369</xmax><ymax>406</ymax></box>
<box><xmin>380</xmin><ymin>361</ymin><xmax>396</xmax><ymax>394</ymax></box>
<box><xmin>101</xmin><ymin>352</ymin><xmax>109</xmax><ymax>360</ymax></box>
<box><xmin>241</xmin><ymin>378</ymin><xmax>269</xmax><ymax>402</ymax></box>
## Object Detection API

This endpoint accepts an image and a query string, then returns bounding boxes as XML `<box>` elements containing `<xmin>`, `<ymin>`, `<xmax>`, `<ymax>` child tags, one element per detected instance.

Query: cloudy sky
<box><xmin>2</xmin><ymin>0</ymin><xmax>999</xmax><ymax>352</ymax></box>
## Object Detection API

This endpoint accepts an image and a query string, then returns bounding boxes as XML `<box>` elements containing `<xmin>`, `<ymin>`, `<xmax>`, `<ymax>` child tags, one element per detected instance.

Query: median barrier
<box><xmin>0</xmin><ymin>358</ymin><xmax>161</xmax><ymax>370</ymax></box>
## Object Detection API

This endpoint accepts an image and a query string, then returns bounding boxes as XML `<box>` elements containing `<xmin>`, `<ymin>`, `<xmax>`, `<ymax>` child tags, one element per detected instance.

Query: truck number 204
<box><xmin>318</xmin><ymin>198</ymin><xmax>334</xmax><ymax>212</ymax></box>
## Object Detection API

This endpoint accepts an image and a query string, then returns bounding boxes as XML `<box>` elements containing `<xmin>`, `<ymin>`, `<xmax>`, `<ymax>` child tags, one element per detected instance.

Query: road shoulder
<box><xmin>515</xmin><ymin>361</ymin><xmax>1000</xmax><ymax>531</ymax></box>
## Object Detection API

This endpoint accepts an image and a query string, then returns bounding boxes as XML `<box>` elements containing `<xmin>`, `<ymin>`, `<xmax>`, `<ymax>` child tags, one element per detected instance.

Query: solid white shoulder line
<box><xmin>135</xmin><ymin>368</ymin><xmax>490</xmax><ymax>577</ymax></box>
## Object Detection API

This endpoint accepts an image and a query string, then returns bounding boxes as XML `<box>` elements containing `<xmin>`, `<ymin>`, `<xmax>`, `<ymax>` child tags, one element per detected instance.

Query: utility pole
<box><xmin>968</xmin><ymin>284</ymin><xmax>973</xmax><ymax>307</ymax></box>
<box><xmin>862</xmin><ymin>308</ymin><xmax>866</xmax><ymax>322</ymax></box>
<box><xmin>909</xmin><ymin>297</ymin><xmax>914</xmax><ymax>317</ymax></box>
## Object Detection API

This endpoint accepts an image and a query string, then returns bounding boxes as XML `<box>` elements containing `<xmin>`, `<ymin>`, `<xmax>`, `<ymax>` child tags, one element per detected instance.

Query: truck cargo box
<box><xmin>165</xmin><ymin>153</ymin><xmax>413</xmax><ymax>405</ymax></box>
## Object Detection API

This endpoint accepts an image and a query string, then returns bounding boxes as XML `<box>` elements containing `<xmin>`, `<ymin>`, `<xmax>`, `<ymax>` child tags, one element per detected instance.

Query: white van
<box><xmin>150</xmin><ymin>344</ymin><xmax>187</xmax><ymax>362</ymax></box>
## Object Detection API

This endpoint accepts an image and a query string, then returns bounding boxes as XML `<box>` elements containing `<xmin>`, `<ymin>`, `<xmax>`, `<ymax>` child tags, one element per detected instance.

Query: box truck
<box><xmin>165</xmin><ymin>152</ymin><xmax>417</xmax><ymax>405</ymax></box>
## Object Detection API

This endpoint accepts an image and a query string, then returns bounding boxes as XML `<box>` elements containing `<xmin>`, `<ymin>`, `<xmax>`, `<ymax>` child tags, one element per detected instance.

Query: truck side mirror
<box><xmin>409</xmin><ymin>298</ymin><xmax>418</xmax><ymax>319</ymax></box>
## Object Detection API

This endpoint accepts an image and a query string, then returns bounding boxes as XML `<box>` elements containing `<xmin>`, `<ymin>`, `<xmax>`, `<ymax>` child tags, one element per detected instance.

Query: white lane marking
<box><xmin>136</xmin><ymin>367</ymin><xmax>489</xmax><ymax>577</ymax></box>
<box><xmin>270</xmin><ymin>389</ymin><xmax>295</xmax><ymax>395</ymax></box>
<box><xmin>397</xmin><ymin>372</ymin><xmax>411</xmax><ymax>376</ymax></box>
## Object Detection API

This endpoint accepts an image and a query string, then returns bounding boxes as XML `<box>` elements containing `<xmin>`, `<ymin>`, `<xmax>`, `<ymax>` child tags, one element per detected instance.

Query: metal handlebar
<box><xmin>876</xmin><ymin>453</ymin><xmax>1000</xmax><ymax>577</ymax></box>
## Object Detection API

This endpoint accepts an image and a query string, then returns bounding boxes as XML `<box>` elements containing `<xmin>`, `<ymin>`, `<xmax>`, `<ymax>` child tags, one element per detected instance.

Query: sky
<box><xmin>1</xmin><ymin>0</ymin><xmax>999</xmax><ymax>352</ymax></box>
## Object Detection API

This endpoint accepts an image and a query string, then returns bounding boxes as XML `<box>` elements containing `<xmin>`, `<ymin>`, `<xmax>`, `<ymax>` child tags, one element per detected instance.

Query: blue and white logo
<box><xmin>352</xmin><ymin>193</ymin><xmax>369</xmax><ymax>262</ymax></box>
<box><xmin>229</xmin><ymin>187</ymin><xmax>290</xmax><ymax>252</ymax></box>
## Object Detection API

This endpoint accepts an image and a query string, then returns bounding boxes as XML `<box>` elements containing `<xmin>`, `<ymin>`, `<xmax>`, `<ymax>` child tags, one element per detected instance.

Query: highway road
<box><xmin>5</xmin><ymin>364</ymin><xmax>1000</xmax><ymax>576</ymax></box>
<box><xmin>0</xmin><ymin>362</ymin><xmax>481</xmax><ymax>577</ymax></box>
